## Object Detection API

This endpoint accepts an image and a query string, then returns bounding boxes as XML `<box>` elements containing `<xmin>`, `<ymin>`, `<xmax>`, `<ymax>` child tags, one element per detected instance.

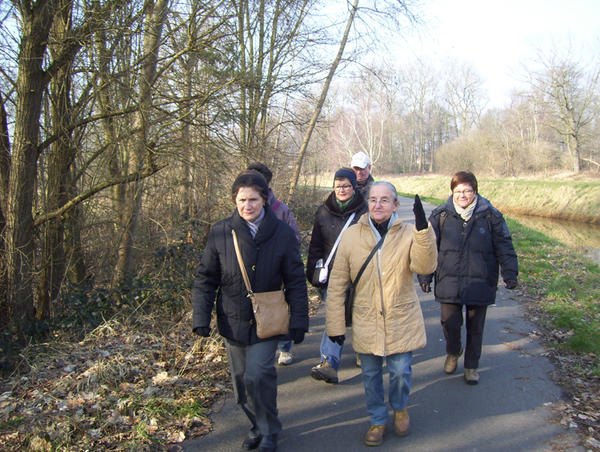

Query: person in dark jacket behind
<box><xmin>192</xmin><ymin>170</ymin><xmax>309</xmax><ymax>452</ymax></box>
<box><xmin>306</xmin><ymin>168</ymin><xmax>368</xmax><ymax>384</ymax></box>
<box><xmin>247</xmin><ymin>162</ymin><xmax>302</xmax><ymax>366</ymax></box>
<box><xmin>418</xmin><ymin>171</ymin><xmax>518</xmax><ymax>385</ymax></box>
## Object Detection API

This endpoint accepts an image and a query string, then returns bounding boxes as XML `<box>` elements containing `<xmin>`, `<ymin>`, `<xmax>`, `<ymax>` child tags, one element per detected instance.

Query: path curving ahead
<box><xmin>181</xmin><ymin>197</ymin><xmax>583</xmax><ymax>452</ymax></box>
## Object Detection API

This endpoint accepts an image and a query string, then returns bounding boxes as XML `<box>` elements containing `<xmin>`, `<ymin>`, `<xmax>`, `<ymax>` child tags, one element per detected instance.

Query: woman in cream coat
<box><xmin>325</xmin><ymin>181</ymin><xmax>437</xmax><ymax>447</ymax></box>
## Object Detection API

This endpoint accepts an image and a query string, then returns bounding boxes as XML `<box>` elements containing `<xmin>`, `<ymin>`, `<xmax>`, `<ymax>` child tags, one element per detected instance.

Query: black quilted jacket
<box><xmin>418</xmin><ymin>195</ymin><xmax>518</xmax><ymax>306</ymax></box>
<box><xmin>193</xmin><ymin>206</ymin><xmax>309</xmax><ymax>344</ymax></box>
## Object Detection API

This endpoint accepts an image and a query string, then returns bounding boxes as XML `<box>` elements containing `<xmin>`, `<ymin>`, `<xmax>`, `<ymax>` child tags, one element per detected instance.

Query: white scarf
<box><xmin>453</xmin><ymin>196</ymin><xmax>477</xmax><ymax>222</ymax></box>
<box><xmin>246</xmin><ymin>207</ymin><xmax>265</xmax><ymax>238</ymax></box>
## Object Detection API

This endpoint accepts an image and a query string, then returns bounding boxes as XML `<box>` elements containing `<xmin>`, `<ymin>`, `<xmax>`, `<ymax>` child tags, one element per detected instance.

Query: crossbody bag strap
<box><xmin>352</xmin><ymin>234</ymin><xmax>385</xmax><ymax>287</ymax></box>
<box><xmin>232</xmin><ymin>229</ymin><xmax>253</xmax><ymax>294</ymax></box>
<box><xmin>324</xmin><ymin>212</ymin><xmax>356</xmax><ymax>268</ymax></box>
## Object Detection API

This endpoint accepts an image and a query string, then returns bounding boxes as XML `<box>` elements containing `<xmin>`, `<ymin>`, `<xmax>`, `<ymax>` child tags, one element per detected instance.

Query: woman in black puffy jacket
<box><xmin>418</xmin><ymin>171</ymin><xmax>518</xmax><ymax>385</ymax></box>
<box><xmin>306</xmin><ymin>168</ymin><xmax>368</xmax><ymax>384</ymax></box>
<box><xmin>192</xmin><ymin>170</ymin><xmax>308</xmax><ymax>452</ymax></box>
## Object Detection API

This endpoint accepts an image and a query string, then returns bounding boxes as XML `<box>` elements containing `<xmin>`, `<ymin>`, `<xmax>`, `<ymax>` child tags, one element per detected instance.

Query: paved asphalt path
<box><xmin>181</xmin><ymin>197</ymin><xmax>583</xmax><ymax>452</ymax></box>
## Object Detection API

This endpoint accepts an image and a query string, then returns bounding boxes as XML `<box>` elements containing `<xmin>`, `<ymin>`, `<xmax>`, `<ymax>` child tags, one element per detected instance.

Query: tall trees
<box><xmin>0</xmin><ymin>0</ymin><xmax>171</xmax><ymax>326</ymax></box>
<box><xmin>233</xmin><ymin>0</ymin><xmax>316</xmax><ymax>163</ymax></box>
<box><xmin>443</xmin><ymin>59</ymin><xmax>488</xmax><ymax>137</ymax></box>
<box><xmin>524</xmin><ymin>40</ymin><xmax>600</xmax><ymax>173</ymax></box>
<box><xmin>113</xmin><ymin>0</ymin><xmax>169</xmax><ymax>282</ymax></box>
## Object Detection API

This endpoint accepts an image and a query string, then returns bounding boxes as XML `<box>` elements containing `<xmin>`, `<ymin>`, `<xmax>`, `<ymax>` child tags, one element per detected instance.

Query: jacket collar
<box><xmin>231</xmin><ymin>205</ymin><xmax>279</xmax><ymax>246</ymax></box>
<box><xmin>324</xmin><ymin>190</ymin><xmax>366</xmax><ymax>217</ymax></box>
<box><xmin>444</xmin><ymin>194</ymin><xmax>491</xmax><ymax>217</ymax></box>
<box><xmin>358</xmin><ymin>211</ymin><xmax>403</xmax><ymax>233</ymax></box>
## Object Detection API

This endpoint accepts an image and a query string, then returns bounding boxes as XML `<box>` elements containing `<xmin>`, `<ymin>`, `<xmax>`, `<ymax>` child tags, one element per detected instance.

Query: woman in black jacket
<box><xmin>306</xmin><ymin>168</ymin><xmax>368</xmax><ymax>384</ymax></box>
<box><xmin>193</xmin><ymin>170</ymin><xmax>309</xmax><ymax>452</ymax></box>
<box><xmin>418</xmin><ymin>171</ymin><xmax>518</xmax><ymax>385</ymax></box>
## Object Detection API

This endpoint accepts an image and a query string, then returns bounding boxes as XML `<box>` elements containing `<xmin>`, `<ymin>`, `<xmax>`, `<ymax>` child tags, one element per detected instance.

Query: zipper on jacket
<box><xmin>376</xmin><ymin>247</ymin><xmax>388</xmax><ymax>356</ymax></box>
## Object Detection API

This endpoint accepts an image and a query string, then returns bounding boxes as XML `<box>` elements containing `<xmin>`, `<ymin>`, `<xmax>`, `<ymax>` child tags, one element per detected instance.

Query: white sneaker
<box><xmin>278</xmin><ymin>351</ymin><xmax>293</xmax><ymax>365</ymax></box>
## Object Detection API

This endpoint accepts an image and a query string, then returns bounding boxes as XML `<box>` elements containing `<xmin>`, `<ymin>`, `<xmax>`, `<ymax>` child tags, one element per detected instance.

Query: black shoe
<box><xmin>242</xmin><ymin>434</ymin><xmax>263</xmax><ymax>450</ymax></box>
<box><xmin>258</xmin><ymin>433</ymin><xmax>278</xmax><ymax>452</ymax></box>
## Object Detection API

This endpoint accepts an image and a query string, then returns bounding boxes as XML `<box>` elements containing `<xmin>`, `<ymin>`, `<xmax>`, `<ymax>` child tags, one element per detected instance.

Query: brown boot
<box><xmin>444</xmin><ymin>349</ymin><xmax>463</xmax><ymax>374</ymax></box>
<box><xmin>364</xmin><ymin>424</ymin><xmax>387</xmax><ymax>446</ymax></box>
<box><xmin>393</xmin><ymin>408</ymin><xmax>410</xmax><ymax>436</ymax></box>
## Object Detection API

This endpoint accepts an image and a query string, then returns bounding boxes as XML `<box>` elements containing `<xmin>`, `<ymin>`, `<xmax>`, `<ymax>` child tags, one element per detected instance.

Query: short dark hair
<box><xmin>247</xmin><ymin>162</ymin><xmax>273</xmax><ymax>184</ymax></box>
<box><xmin>231</xmin><ymin>170</ymin><xmax>269</xmax><ymax>203</ymax></box>
<box><xmin>450</xmin><ymin>171</ymin><xmax>478</xmax><ymax>193</ymax></box>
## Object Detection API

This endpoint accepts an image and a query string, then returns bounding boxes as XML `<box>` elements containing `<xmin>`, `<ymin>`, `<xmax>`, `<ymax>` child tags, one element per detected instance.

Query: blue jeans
<box><xmin>320</xmin><ymin>329</ymin><xmax>343</xmax><ymax>370</ymax></box>
<box><xmin>317</xmin><ymin>287</ymin><xmax>343</xmax><ymax>370</ymax></box>
<box><xmin>359</xmin><ymin>352</ymin><xmax>413</xmax><ymax>426</ymax></box>
<box><xmin>278</xmin><ymin>334</ymin><xmax>292</xmax><ymax>353</ymax></box>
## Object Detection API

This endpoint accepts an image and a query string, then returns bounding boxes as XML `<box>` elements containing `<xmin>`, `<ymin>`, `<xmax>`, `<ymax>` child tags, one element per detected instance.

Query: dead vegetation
<box><xmin>0</xmin><ymin>289</ymin><xmax>324</xmax><ymax>451</ymax></box>
<box><xmin>0</xmin><ymin>313</ymin><xmax>229</xmax><ymax>451</ymax></box>
<box><xmin>521</xmin><ymin>295</ymin><xmax>600</xmax><ymax>452</ymax></box>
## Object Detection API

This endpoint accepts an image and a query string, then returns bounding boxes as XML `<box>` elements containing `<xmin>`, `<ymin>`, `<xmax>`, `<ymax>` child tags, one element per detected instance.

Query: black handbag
<box><xmin>344</xmin><ymin>235</ymin><xmax>385</xmax><ymax>326</ymax></box>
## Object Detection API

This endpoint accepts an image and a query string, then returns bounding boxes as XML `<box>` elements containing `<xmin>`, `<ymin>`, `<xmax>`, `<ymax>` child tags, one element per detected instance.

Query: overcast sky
<box><xmin>404</xmin><ymin>0</ymin><xmax>600</xmax><ymax>107</ymax></box>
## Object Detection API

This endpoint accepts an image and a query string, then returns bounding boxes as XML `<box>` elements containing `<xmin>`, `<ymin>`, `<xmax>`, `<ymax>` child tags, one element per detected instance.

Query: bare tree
<box><xmin>443</xmin><ymin>59</ymin><xmax>488</xmax><ymax>136</ymax></box>
<box><xmin>523</xmin><ymin>39</ymin><xmax>600</xmax><ymax>173</ymax></box>
<box><xmin>287</xmin><ymin>0</ymin><xmax>359</xmax><ymax>200</ymax></box>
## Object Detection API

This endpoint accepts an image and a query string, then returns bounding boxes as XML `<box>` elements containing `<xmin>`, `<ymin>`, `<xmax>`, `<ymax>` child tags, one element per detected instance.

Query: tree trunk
<box><xmin>6</xmin><ymin>0</ymin><xmax>58</xmax><ymax>323</ymax></box>
<box><xmin>0</xmin><ymin>94</ymin><xmax>10</xmax><ymax>326</ymax></box>
<box><xmin>36</xmin><ymin>0</ymin><xmax>76</xmax><ymax>319</ymax></box>
<box><xmin>113</xmin><ymin>0</ymin><xmax>168</xmax><ymax>283</ymax></box>
<box><xmin>287</xmin><ymin>0</ymin><xmax>358</xmax><ymax>202</ymax></box>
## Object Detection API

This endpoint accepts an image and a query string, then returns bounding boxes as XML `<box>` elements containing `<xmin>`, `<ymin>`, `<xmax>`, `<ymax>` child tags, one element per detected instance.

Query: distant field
<box><xmin>312</xmin><ymin>173</ymin><xmax>600</xmax><ymax>224</ymax></box>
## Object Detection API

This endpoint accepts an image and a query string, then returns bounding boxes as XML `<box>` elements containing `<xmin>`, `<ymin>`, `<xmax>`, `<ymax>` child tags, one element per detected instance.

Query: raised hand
<box><xmin>413</xmin><ymin>194</ymin><xmax>428</xmax><ymax>231</ymax></box>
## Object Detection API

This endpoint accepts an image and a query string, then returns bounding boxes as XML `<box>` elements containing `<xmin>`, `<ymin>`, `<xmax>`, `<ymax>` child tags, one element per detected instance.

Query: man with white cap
<box><xmin>351</xmin><ymin>151</ymin><xmax>375</xmax><ymax>197</ymax></box>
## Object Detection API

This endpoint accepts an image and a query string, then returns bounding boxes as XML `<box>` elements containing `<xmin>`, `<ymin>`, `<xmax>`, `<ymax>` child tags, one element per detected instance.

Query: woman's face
<box><xmin>236</xmin><ymin>186</ymin><xmax>264</xmax><ymax>222</ymax></box>
<box><xmin>333</xmin><ymin>177</ymin><xmax>355</xmax><ymax>202</ymax></box>
<box><xmin>453</xmin><ymin>183</ymin><xmax>476</xmax><ymax>209</ymax></box>
<box><xmin>368</xmin><ymin>184</ymin><xmax>399</xmax><ymax>224</ymax></box>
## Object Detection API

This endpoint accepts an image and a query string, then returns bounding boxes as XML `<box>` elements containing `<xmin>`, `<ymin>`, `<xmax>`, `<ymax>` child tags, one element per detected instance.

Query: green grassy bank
<box><xmin>386</xmin><ymin>174</ymin><xmax>600</xmax><ymax>224</ymax></box>
<box><xmin>314</xmin><ymin>173</ymin><xmax>600</xmax><ymax>223</ymax></box>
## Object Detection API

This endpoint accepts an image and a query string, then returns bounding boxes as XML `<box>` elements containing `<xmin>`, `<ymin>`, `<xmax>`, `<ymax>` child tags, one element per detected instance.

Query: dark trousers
<box><xmin>440</xmin><ymin>303</ymin><xmax>487</xmax><ymax>369</ymax></box>
<box><xmin>225</xmin><ymin>338</ymin><xmax>282</xmax><ymax>438</ymax></box>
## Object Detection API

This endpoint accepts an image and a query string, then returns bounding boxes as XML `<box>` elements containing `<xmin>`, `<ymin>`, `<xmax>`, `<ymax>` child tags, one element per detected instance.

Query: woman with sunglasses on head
<box><xmin>418</xmin><ymin>171</ymin><xmax>519</xmax><ymax>385</ymax></box>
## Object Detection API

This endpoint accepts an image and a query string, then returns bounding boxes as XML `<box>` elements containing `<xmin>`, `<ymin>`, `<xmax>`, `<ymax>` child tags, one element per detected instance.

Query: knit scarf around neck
<box><xmin>245</xmin><ymin>207</ymin><xmax>265</xmax><ymax>238</ymax></box>
<box><xmin>336</xmin><ymin>192</ymin><xmax>355</xmax><ymax>212</ymax></box>
<box><xmin>453</xmin><ymin>196</ymin><xmax>477</xmax><ymax>222</ymax></box>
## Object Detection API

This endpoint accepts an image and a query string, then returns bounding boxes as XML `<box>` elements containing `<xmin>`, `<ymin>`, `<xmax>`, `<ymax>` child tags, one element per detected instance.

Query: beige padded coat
<box><xmin>326</xmin><ymin>213</ymin><xmax>438</xmax><ymax>356</ymax></box>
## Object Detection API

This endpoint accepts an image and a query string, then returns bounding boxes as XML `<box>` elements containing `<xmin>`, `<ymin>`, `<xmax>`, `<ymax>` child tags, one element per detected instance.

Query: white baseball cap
<box><xmin>351</xmin><ymin>151</ymin><xmax>370</xmax><ymax>169</ymax></box>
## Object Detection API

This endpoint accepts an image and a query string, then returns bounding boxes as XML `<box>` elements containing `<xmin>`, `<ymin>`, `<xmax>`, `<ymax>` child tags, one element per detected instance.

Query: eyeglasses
<box><xmin>334</xmin><ymin>185</ymin><xmax>353</xmax><ymax>191</ymax></box>
<box><xmin>368</xmin><ymin>198</ymin><xmax>392</xmax><ymax>206</ymax></box>
<box><xmin>453</xmin><ymin>189</ymin><xmax>474</xmax><ymax>195</ymax></box>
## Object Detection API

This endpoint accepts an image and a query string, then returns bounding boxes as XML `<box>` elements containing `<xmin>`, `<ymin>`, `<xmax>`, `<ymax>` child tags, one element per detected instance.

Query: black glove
<box><xmin>193</xmin><ymin>327</ymin><xmax>211</xmax><ymax>337</ymax></box>
<box><xmin>420</xmin><ymin>282</ymin><xmax>431</xmax><ymax>293</ymax></box>
<box><xmin>413</xmin><ymin>195</ymin><xmax>428</xmax><ymax>231</ymax></box>
<box><xmin>505</xmin><ymin>280</ymin><xmax>518</xmax><ymax>290</ymax></box>
<box><xmin>289</xmin><ymin>328</ymin><xmax>305</xmax><ymax>344</ymax></box>
<box><xmin>328</xmin><ymin>335</ymin><xmax>345</xmax><ymax>346</ymax></box>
